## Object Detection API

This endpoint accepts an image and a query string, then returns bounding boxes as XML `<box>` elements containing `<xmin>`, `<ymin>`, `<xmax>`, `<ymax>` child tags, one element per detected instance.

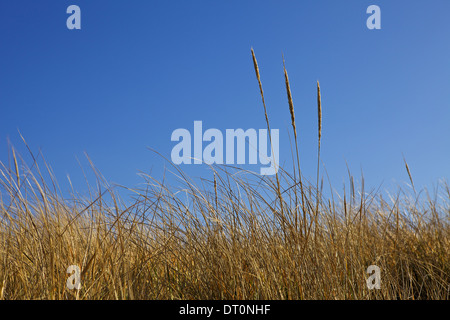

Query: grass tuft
<box><xmin>0</xmin><ymin>52</ymin><xmax>448</xmax><ymax>300</ymax></box>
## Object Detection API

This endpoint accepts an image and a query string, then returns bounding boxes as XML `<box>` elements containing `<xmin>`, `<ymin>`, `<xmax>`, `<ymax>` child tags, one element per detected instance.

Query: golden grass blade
<box><xmin>251</xmin><ymin>48</ymin><xmax>284</xmax><ymax>221</ymax></box>
<box><xmin>314</xmin><ymin>81</ymin><xmax>323</xmax><ymax>240</ymax></box>
<box><xmin>403</xmin><ymin>155</ymin><xmax>416</xmax><ymax>194</ymax></box>
<box><xmin>282</xmin><ymin>54</ymin><xmax>307</xmax><ymax>237</ymax></box>
<box><xmin>317</xmin><ymin>81</ymin><xmax>322</xmax><ymax>148</ymax></box>
<box><xmin>283</xmin><ymin>56</ymin><xmax>297</xmax><ymax>140</ymax></box>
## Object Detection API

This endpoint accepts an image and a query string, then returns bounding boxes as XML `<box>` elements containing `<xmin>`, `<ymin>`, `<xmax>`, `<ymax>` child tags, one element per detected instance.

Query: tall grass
<box><xmin>0</xmin><ymin>51</ymin><xmax>448</xmax><ymax>300</ymax></box>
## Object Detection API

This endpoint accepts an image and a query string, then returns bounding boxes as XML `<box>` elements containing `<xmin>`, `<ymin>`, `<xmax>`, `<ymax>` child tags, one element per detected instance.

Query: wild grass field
<box><xmin>0</xmin><ymin>50</ymin><xmax>448</xmax><ymax>300</ymax></box>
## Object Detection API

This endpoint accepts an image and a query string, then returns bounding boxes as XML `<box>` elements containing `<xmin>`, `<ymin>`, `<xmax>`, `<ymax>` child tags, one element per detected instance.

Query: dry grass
<box><xmin>0</xmin><ymin>52</ymin><xmax>448</xmax><ymax>300</ymax></box>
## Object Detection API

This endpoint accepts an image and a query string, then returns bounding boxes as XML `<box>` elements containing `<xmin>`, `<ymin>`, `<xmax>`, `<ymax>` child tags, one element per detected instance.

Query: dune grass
<box><xmin>0</xmin><ymin>51</ymin><xmax>448</xmax><ymax>300</ymax></box>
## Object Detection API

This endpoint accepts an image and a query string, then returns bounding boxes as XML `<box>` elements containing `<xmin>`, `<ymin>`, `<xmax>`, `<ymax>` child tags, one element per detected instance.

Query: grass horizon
<box><xmin>0</xmin><ymin>51</ymin><xmax>448</xmax><ymax>300</ymax></box>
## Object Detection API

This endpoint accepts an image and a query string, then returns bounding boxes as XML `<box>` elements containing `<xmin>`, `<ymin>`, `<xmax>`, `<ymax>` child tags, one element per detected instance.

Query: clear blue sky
<box><xmin>1</xmin><ymin>0</ymin><xmax>449</xmax><ymax>199</ymax></box>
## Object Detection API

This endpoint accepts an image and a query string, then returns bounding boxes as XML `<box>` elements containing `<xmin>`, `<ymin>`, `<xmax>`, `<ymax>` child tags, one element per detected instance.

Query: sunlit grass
<box><xmin>0</xmin><ymin>50</ymin><xmax>448</xmax><ymax>300</ymax></box>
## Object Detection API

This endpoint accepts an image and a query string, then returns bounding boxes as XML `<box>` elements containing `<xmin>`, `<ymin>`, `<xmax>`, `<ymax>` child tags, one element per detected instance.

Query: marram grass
<box><xmin>0</xmin><ymin>52</ymin><xmax>448</xmax><ymax>300</ymax></box>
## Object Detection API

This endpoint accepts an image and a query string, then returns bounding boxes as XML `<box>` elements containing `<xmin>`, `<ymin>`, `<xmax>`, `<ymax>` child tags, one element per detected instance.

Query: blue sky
<box><xmin>1</xmin><ymin>0</ymin><xmax>449</xmax><ymax>199</ymax></box>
